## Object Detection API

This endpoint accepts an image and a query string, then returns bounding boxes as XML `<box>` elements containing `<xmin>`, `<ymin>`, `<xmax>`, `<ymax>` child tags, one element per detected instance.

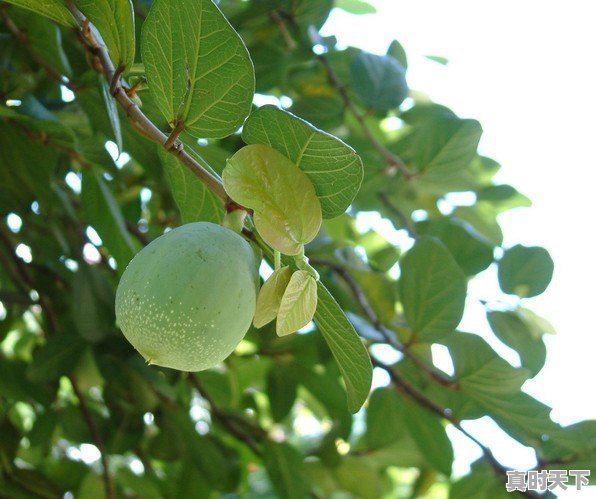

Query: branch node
<box><xmin>163</xmin><ymin>121</ymin><xmax>185</xmax><ymax>151</ymax></box>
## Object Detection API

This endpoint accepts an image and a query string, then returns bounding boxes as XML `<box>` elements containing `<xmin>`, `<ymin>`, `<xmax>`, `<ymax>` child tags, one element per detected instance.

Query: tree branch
<box><xmin>311</xmin><ymin>45</ymin><xmax>415</xmax><ymax>180</ymax></box>
<box><xmin>64</xmin><ymin>1</ymin><xmax>229</xmax><ymax>203</ymax></box>
<box><xmin>188</xmin><ymin>374</ymin><xmax>263</xmax><ymax>457</ymax></box>
<box><xmin>0</xmin><ymin>223</ymin><xmax>114</xmax><ymax>498</ymax></box>
<box><xmin>70</xmin><ymin>376</ymin><xmax>115</xmax><ymax>499</ymax></box>
<box><xmin>310</xmin><ymin>257</ymin><xmax>454</xmax><ymax>389</ymax></box>
<box><xmin>374</xmin><ymin>359</ymin><xmax>541</xmax><ymax>499</ymax></box>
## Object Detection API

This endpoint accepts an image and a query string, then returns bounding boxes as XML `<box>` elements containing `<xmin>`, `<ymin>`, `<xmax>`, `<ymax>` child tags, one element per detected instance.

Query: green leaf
<box><xmin>74</xmin><ymin>0</ymin><xmax>135</xmax><ymax>70</ymax></box>
<box><xmin>335</xmin><ymin>0</ymin><xmax>377</xmax><ymax>15</ymax></box>
<box><xmin>453</xmin><ymin>204</ymin><xmax>503</xmax><ymax>246</ymax></box>
<box><xmin>399</xmin><ymin>238</ymin><xmax>467</xmax><ymax>341</ymax></box>
<box><xmin>263</xmin><ymin>441</ymin><xmax>311</xmax><ymax>499</ymax></box>
<box><xmin>425</xmin><ymin>55</ymin><xmax>449</xmax><ymax>65</ymax></box>
<box><xmin>350</xmin><ymin>51</ymin><xmax>408</xmax><ymax>111</ymax></box>
<box><xmin>314</xmin><ymin>282</ymin><xmax>372</xmax><ymax>412</ymax></box>
<box><xmin>242</xmin><ymin>105</ymin><xmax>363</xmax><ymax>218</ymax></box>
<box><xmin>443</xmin><ymin>333</ymin><xmax>530</xmax><ymax>396</ymax></box>
<box><xmin>276</xmin><ymin>270</ymin><xmax>318</xmax><ymax>336</ymax></box>
<box><xmin>81</xmin><ymin>170</ymin><xmax>137</xmax><ymax>270</ymax></box>
<box><xmin>10</xmin><ymin>8</ymin><xmax>71</xmax><ymax>76</ymax></box>
<box><xmin>498</xmin><ymin>244</ymin><xmax>554</xmax><ymax>298</ymax></box>
<box><xmin>366</xmin><ymin>388</ymin><xmax>404</xmax><ymax>449</ymax></box>
<box><xmin>402</xmin><ymin>398</ymin><xmax>453</xmax><ymax>476</ymax></box>
<box><xmin>417</xmin><ymin>118</ymin><xmax>483</xmax><ymax>176</ymax></box>
<box><xmin>100</xmin><ymin>79</ymin><xmax>122</xmax><ymax>152</ymax></box>
<box><xmin>72</xmin><ymin>264</ymin><xmax>116</xmax><ymax>343</ymax></box>
<box><xmin>267</xmin><ymin>362</ymin><xmax>298</xmax><ymax>422</ymax></box>
<box><xmin>2</xmin><ymin>0</ymin><xmax>75</xmax><ymax>26</ymax></box>
<box><xmin>254</xmin><ymin>266</ymin><xmax>292</xmax><ymax>328</ymax></box>
<box><xmin>476</xmin><ymin>184</ymin><xmax>531</xmax><ymax>212</ymax></box>
<box><xmin>450</xmin><ymin>460</ymin><xmax>521</xmax><ymax>499</ymax></box>
<box><xmin>387</xmin><ymin>40</ymin><xmax>408</xmax><ymax>69</ymax></box>
<box><xmin>27</xmin><ymin>333</ymin><xmax>87</xmax><ymax>383</ymax></box>
<box><xmin>334</xmin><ymin>457</ymin><xmax>382</xmax><ymax>499</ymax></box>
<box><xmin>487</xmin><ymin>309</ymin><xmax>547</xmax><ymax>376</ymax></box>
<box><xmin>223</xmin><ymin>144</ymin><xmax>322</xmax><ymax>255</ymax></box>
<box><xmin>159</xmin><ymin>148</ymin><xmax>224</xmax><ymax>224</ymax></box>
<box><xmin>416</xmin><ymin>218</ymin><xmax>494</xmax><ymax>276</ymax></box>
<box><xmin>141</xmin><ymin>0</ymin><xmax>254</xmax><ymax>137</ymax></box>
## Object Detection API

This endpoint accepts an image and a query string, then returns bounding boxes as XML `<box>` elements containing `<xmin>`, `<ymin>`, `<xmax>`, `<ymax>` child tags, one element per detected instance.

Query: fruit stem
<box><xmin>222</xmin><ymin>209</ymin><xmax>247</xmax><ymax>234</ymax></box>
<box><xmin>274</xmin><ymin>250</ymin><xmax>281</xmax><ymax>270</ymax></box>
<box><xmin>294</xmin><ymin>248</ymin><xmax>320</xmax><ymax>281</ymax></box>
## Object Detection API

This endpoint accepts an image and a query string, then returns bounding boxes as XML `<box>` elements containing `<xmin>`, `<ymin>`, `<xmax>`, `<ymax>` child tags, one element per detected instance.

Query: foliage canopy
<box><xmin>0</xmin><ymin>0</ymin><xmax>592</xmax><ymax>498</ymax></box>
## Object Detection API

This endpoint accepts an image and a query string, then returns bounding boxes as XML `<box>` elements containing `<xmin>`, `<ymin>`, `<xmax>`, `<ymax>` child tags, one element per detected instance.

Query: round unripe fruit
<box><xmin>115</xmin><ymin>222</ymin><xmax>259</xmax><ymax>371</ymax></box>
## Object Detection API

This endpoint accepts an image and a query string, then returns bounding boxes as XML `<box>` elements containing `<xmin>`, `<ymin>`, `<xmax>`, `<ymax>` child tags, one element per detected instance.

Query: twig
<box><xmin>70</xmin><ymin>376</ymin><xmax>115</xmax><ymax>499</ymax></box>
<box><xmin>188</xmin><ymin>374</ymin><xmax>263</xmax><ymax>457</ymax></box>
<box><xmin>0</xmin><ymin>224</ymin><xmax>114</xmax><ymax>498</ymax></box>
<box><xmin>126</xmin><ymin>221</ymin><xmax>152</xmax><ymax>247</ymax></box>
<box><xmin>311</xmin><ymin>45</ymin><xmax>415</xmax><ymax>180</ymax></box>
<box><xmin>0</xmin><ymin>224</ymin><xmax>58</xmax><ymax>333</ymax></box>
<box><xmin>64</xmin><ymin>1</ymin><xmax>229</xmax><ymax>203</ymax></box>
<box><xmin>378</xmin><ymin>193</ymin><xmax>417</xmax><ymax>238</ymax></box>
<box><xmin>270</xmin><ymin>11</ymin><xmax>297</xmax><ymax>51</ymax></box>
<box><xmin>310</xmin><ymin>257</ymin><xmax>454</xmax><ymax>389</ymax></box>
<box><xmin>374</xmin><ymin>359</ymin><xmax>541</xmax><ymax>499</ymax></box>
<box><xmin>0</xmin><ymin>7</ymin><xmax>79</xmax><ymax>92</ymax></box>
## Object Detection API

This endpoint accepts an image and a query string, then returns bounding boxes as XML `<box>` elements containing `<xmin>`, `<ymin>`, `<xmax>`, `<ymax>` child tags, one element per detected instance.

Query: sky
<box><xmin>322</xmin><ymin>0</ymin><xmax>595</xmax><ymax>494</ymax></box>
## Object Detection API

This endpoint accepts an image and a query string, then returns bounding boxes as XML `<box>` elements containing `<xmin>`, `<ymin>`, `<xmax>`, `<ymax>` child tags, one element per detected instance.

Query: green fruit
<box><xmin>115</xmin><ymin>222</ymin><xmax>259</xmax><ymax>371</ymax></box>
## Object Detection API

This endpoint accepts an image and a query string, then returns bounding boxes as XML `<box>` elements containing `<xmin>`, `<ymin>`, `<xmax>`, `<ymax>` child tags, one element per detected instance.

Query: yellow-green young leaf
<box><xmin>74</xmin><ymin>0</ymin><xmax>135</xmax><ymax>70</ymax></box>
<box><xmin>223</xmin><ymin>144</ymin><xmax>322</xmax><ymax>255</ymax></box>
<box><xmin>3</xmin><ymin>0</ymin><xmax>75</xmax><ymax>26</ymax></box>
<box><xmin>276</xmin><ymin>271</ymin><xmax>317</xmax><ymax>336</ymax></box>
<box><xmin>242</xmin><ymin>105</ymin><xmax>363</xmax><ymax>218</ymax></box>
<box><xmin>254</xmin><ymin>266</ymin><xmax>292</xmax><ymax>328</ymax></box>
<box><xmin>141</xmin><ymin>0</ymin><xmax>254</xmax><ymax>138</ymax></box>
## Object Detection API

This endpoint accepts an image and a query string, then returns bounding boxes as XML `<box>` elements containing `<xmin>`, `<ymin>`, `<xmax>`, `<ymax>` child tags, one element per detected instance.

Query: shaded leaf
<box><xmin>264</xmin><ymin>441</ymin><xmax>311</xmax><ymax>499</ymax></box>
<box><xmin>27</xmin><ymin>333</ymin><xmax>87</xmax><ymax>383</ymax></box>
<box><xmin>416</xmin><ymin>218</ymin><xmax>494</xmax><ymax>276</ymax></box>
<box><xmin>3</xmin><ymin>0</ymin><xmax>74</xmax><ymax>26</ymax></box>
<box><xmin>498</xmin><ymin>244</ymin><xmax>554</xmax><ymax>298</ymax></box>
<box><xmin>487</xmin><ymin>309</ymin><xmax>547</xmax><ymax>376</ymax></box>
<box><xmin>81</xmin><ymin>170</ymin><xmax>137</xmax><ymax>270</ymax></box>
<box><xmin>399</xmin><ymin>238</ymin><xmax>467</xmax><ymax>341</ymax></box>
<box><xmin>100</xmin><ymin>78</ymin><xmax>122</xmax><ymax>152</ymax></box>
<box><xmin>350</xmin><ymin>51</ymin><xmax>408</xmax><ymax>111</ymax></box>
<box><xmin>267</xmin><ymin>362</ymin><xmax>298</xmax><ymax>422</ymax></box>
<box><xmin>74</xmin><ymin>0</ymin><xmax>135</xmax><ymax>70</ymax></box>
<box><xmin>402</xmin><ymin>398</ymin><xmax>453</xmax><ymax>476</ymax></box>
